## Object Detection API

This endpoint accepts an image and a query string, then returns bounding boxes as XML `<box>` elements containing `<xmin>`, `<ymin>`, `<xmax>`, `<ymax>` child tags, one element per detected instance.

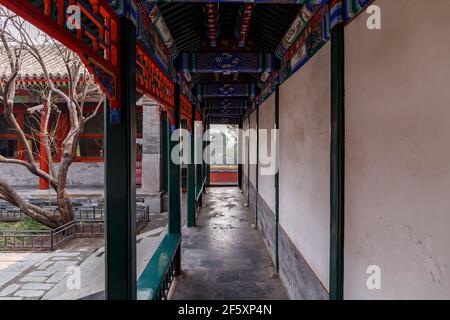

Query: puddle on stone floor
<box><xmin>211</xmin><ymin>223</ymin><xmax>236</xmax><ymax>230</ymax></box>
<box><xmin>210</xmin><ymin>211</ymin><xmax>224</xmax><ymax>218</ymax></box>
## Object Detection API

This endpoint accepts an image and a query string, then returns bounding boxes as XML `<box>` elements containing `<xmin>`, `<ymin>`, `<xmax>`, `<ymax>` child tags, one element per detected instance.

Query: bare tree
<box><xmin>0</xmin><ymin>9</ymin><xmax>104</xmax><ymax>228</ymax></box>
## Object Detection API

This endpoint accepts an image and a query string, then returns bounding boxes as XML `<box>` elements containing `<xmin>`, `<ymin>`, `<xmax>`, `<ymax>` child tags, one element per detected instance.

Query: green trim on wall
<box><xmin>274</xmin><ymin>84</ymin><xmax>280</xmax><ymax>274</ymax></box>
<box><xmin>256</xmin><ymin>104</ymin><xmax>259</xmax><ymax>226</ymax></box>
<box><xmin>329</xmin><ymin>23</ymin><xmax>345</xmax><ymax>301</ymax></box>
<box><xmin>168</xmin><ymin>84</ymin><xmax>181</xmax><ymax>235</ymax></box>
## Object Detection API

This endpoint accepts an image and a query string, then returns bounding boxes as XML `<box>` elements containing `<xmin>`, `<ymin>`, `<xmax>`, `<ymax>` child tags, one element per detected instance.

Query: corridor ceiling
<box><xmin>5</xmin><ymin>0</ymin><xmax>336</xmax><ymax>125</ymax></box>
<box><xmin>157</xmin><ymin>2</ymin><xmax>302</xmax><ymax>123</ymax></box>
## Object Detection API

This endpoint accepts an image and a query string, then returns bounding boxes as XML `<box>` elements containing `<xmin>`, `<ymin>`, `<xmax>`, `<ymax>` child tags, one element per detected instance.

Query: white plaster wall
<box><xmin>258</xmin><ymin>94</ymin><xmax>276</xmax><ymax>212</ymax></box>
<box><xmin>279</xmin><ymin>42</ymin><xmax>331</xmax><ymax>289</ymax></box>
<box><xmin>249</xmin><ymin>111</ymin><xmax>257</xmax><ymax>186</ymax></box>
<box><xmin>345</xmin><ymin>0</ymin><xmax>450</xmax><ymax>299</ymax></box>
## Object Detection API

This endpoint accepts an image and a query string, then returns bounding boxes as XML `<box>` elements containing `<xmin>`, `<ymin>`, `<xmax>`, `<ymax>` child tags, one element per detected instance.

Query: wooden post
<box><xmin>238</xmin><ymin>119</ymin><xmax>243</xmax><ymax>190</ymax></box>
<box><xmin>168</xmin><ymin>84</ymin><xmax>181</xmax><ymax>235</ymax></box>
<box><xmin>187</xmin><ymin>105</ymin><xmax>196</xmax><ymax>227</ymax></box>
<box><xmin>105</xmin><ymin>17</ymin><xmax>137</xmax><ymax>300</ymax></box>
<box><xmin>256</xmin><ymin>104</ymin><xmax>259</xmax><ymax>226</ymax></box>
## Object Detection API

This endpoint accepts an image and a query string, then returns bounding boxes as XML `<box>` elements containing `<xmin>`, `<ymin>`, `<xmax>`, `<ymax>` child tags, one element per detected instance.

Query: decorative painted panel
<box><xmin>180</xmin><ymin>95</ymin><xmax>193</xmax><ymax>122</ymax></box>
<box><xmin>136</xmin><ymin>44</ymin><xmax>175</xmax><ymax>108</ymax></box>
<box><xmin>280</xmin><ymin>3</ymin><xmax>330</xmax><ymax>80</ymax></box>
<box><xmin>235</xmin><ymin>4</ymin><xmax>255</xmax><ymax>48</ymax></box>
<box><xmin>204</xmin><ymin>98</ymin><xmax>248</xmax><ymax>110</ymax></box>
<box><xmin>143</xmin><ymin>3</ymin><xmax>178</xmax><ymax>58</ymax></box>
<box><xmin>196</xmin><ymin>84</ymin><xmax>257</xmax><ymax>99</ymax></box>
<box><xmin>275</xmin><ymin>1</ymin><xmax>325</xmax><ymax>59</ymax></box>
<box><xmin>137</xmin><ymin>5</ymin><xmax>173</xmax><ymax>73</ymax></box>
<box><xmin>344</xmin><ymin>0</ymin><xmax>372</xmax><ymax>21</ymax></box>
<box><xmin>179</xmin><ymin>73</ymin><xmax>196</xmax><ymax>104</ymax></box>
<box><xmin>207</xmin><ymin>115</ymin><xmax>240</xmax><ymax>125</ymax></box>
<box><xmin>110</xmin><ymin>1</ymin><xmax>176</xmax><ymax>74</ymax></box>
<box><xmin>256</xmin><ymin>71</ymin><xmax>279</xmax><ymax>105</ymax></box>
<box><xmin>329</xmin><ymin>0</ymin><xmax>344</xmax><ymax>27</ymax></box>
<box><xmin>205</xmin><ymin>3</ymin><xmax>219</xmax><ymax>48</ymax></box>
<box><xmin>180</xmin><ymin>52</ymin><xmax>275</xmax><ymax>73</ymax></box>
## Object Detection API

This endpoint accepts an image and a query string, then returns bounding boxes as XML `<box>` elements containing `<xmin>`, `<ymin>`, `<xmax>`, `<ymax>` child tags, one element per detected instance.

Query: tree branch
<box><xmin>84</xmin><ymin>95</ymin><xmax>105</xmax><ymax>123</ymax></box>
<box><xmin>0</xmin><ymin>177</ymin><xmax>59</xmax><ymax>228</ymax></box>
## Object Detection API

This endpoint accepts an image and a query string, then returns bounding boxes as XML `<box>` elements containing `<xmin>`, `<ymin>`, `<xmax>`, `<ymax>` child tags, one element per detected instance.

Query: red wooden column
<box><xmin>39</xmin><ymin>101</ymin><xmax>49</xmax><ymax>190</ymax></box>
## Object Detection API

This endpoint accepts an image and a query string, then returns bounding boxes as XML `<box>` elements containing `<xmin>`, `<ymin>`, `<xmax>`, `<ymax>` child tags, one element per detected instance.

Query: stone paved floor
<box><xmin>172</xmin><ymin>187</ymin><xmax>287</xmax><ymax>300</ymax></box>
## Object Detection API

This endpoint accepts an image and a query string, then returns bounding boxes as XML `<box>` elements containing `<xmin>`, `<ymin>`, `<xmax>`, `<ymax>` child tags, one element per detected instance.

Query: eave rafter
<box><xmin>205</xmin><ymin>2</ymin><xmax>219</xmax><ymax>48</ymax></box>
<box><xmin>235</xmin><ymin>4</ymin><xmax>255</xmax><ymax>48</ymax></box>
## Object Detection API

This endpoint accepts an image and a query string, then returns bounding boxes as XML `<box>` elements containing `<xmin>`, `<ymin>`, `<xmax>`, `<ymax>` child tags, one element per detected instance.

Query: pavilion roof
<box><xmin>0</xmin><ymin>45</ymin><xmax>72</xmax><ymax>82</ymax></box>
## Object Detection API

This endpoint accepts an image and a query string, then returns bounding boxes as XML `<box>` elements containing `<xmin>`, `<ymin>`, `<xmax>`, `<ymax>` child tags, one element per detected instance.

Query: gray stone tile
<box><xmin>47</xmin><ymin>261</ymin><xmax>78</xmax><ymax>272</ymax></box>
<box><xmin>173</xmin><ymin>187</ymin><xmax>287</xmax><ymax>300</ymax></box>
<box><xmin>46</xmin><ymin>271</ymin><xmax>69</xmax><ymax>283</ymax></box>
<box><xmin>0</xmin><ymin>284</ymin><xmax>21</xmax><ymax>297</ymax></box>
<box><xmin>51</xmin><ymin>252</ymin><xmax>80</xmax><ymax>257</ymax></box>
<box><xmin>212</xmin><ymin>270</ymin><xmax>240</xmax><ymax>283</ymax></box>
<box><xmin>14</xmin><ymin>289</ymin><xmax>45</xmax><ymax>298</ymax></box>
<box><xmin>20</xmin><ymin>276</ymin><xmax>47</xmax><ymax>283</ymax></box>
<box><xmin>37</xmin><ymin>261</ymin><xmax>54</xmax><ymax>270</ymax></box>
<box><xmin>21</xmin><ymin>283</ymin><xmax>53</xmax><ymax>290</ymax></box>
<box><xmin>27</xmin><ymin>270</ymin><xmax>55</xmax><ymax>277</ymax></box>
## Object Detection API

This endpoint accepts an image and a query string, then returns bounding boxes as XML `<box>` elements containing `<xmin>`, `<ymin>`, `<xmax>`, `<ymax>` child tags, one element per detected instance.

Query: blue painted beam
<box><xmin>180</xmin><ymin>52</ymin><xmax>275</xmax><ymax>73</ymax></box>
<box><xmin>196</xmin><ymin>83</ymin><xmax>257</xmax><ymax>98</ymax></box>
<box><xmin>204</xmin><ymin>98</ymin><xmax>250</xmax><ymax>109</ymax></box>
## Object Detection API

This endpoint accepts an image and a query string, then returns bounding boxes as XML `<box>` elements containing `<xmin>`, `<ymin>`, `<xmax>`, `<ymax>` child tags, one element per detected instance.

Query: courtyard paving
<box><xmin>0</xmin><ymin>239</ymin><xmax>101</xmax><ymax>300</ymax></box>
<box><xmin>0</xmin><ymin>193</ymin><xmax>184</xmax><ymax>300</ymax></box>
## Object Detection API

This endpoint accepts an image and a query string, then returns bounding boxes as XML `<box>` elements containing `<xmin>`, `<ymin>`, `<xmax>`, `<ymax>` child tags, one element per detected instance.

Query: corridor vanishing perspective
<box><xmin>1</xmin><ymin>0</ymin><xmax>450</xmax><ymax>303</ymax></box>
<box><xmin>173</xmin><ymin>188</ymin><xmax>286</xmax><ymax>300</ymax></box>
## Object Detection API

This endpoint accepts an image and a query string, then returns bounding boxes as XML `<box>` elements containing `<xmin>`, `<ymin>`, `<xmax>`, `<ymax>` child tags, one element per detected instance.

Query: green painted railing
<box><xmin>137</xmin><ymin>233</ymin><xmax>181</xmax><ymax>300</ymax></box>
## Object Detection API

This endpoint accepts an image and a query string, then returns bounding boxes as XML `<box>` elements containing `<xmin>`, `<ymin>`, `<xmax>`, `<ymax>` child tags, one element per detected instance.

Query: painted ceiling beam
<box><xmin>139</xmin><ymin>2</ymin><xmax>179</xmax><ymax>58</ymax></box>
<box><xmin>206</xmin><ymin>107</ymin><xmax>244</xmax><ymax>113</ymax></box>
<box><xmin>206</xmin><ymin>116</ymin><xmax>241</xmax><ymax>125</ymax></box>
<box><xmin>203</xmin><ymin>98</ymin><xmax>250</xmax><ymax>110</ymax></box>
<box><xmin>206</xmin><ymin>112</ymin><xmax>243</xmax><ymax>117</ymax></box>
<box><xmin>196</xmin><ymin>83</ymin><xmax>257</xmax><ymax>98</ymax></box>
<box><xmin>179</xmin><ymin>52</ymin><xmax>275</xmax><ymax>73</ymax></box>
<box><xmin>205</xmin><ymin>3</ymin><xmax>219</xmax><ymax>48</ymax></box>
<box><xmin>235</xmin><ymin>4</ymin><xmax>255</xmax><ymax>48</ymax></box>
<box><xmin>275</xmin><ymin>0</ymin><xmax>327</xmax><ymax>59</ymax></box>
<box><xmin>207</xmin><ymin>114</ymin><xmax>241</xmax><ymax>119</ymax></box>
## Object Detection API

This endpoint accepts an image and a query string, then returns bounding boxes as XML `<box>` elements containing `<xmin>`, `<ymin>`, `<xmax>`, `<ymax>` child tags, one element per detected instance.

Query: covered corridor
<box><xmin>173</xmin><ymin>188</ymin><xmax>286</xmax><ymax>300</ymax></box>
<box><xmin>1</xmin><ymin>0</ymin><xmax>450</xmax><ymax>301</ymax></box>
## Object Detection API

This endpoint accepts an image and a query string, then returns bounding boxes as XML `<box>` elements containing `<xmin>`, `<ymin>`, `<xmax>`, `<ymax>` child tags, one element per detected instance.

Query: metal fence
<box><xmin>73</xmin><ymin>206</ymin><xmax>104</xmax><ymax>221</ymax></box>
<box><xmin>0</xmin><ymin>208</ymin><xmax>22</xmax><ymax>222</ymax></box>
<box><xmin>136</xmin><ymin>206</ymin><xmax>150</xmax><ymax>232</ymax></box>
<box><xmin>0</xmin><ymin>206</ymin><xmax>105</xmax><ymax>222</ymax></box>
<box><xmin>0</xmin><ymin>206</ymin><xmax>150</xmax><ymax>251</ymax></box>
